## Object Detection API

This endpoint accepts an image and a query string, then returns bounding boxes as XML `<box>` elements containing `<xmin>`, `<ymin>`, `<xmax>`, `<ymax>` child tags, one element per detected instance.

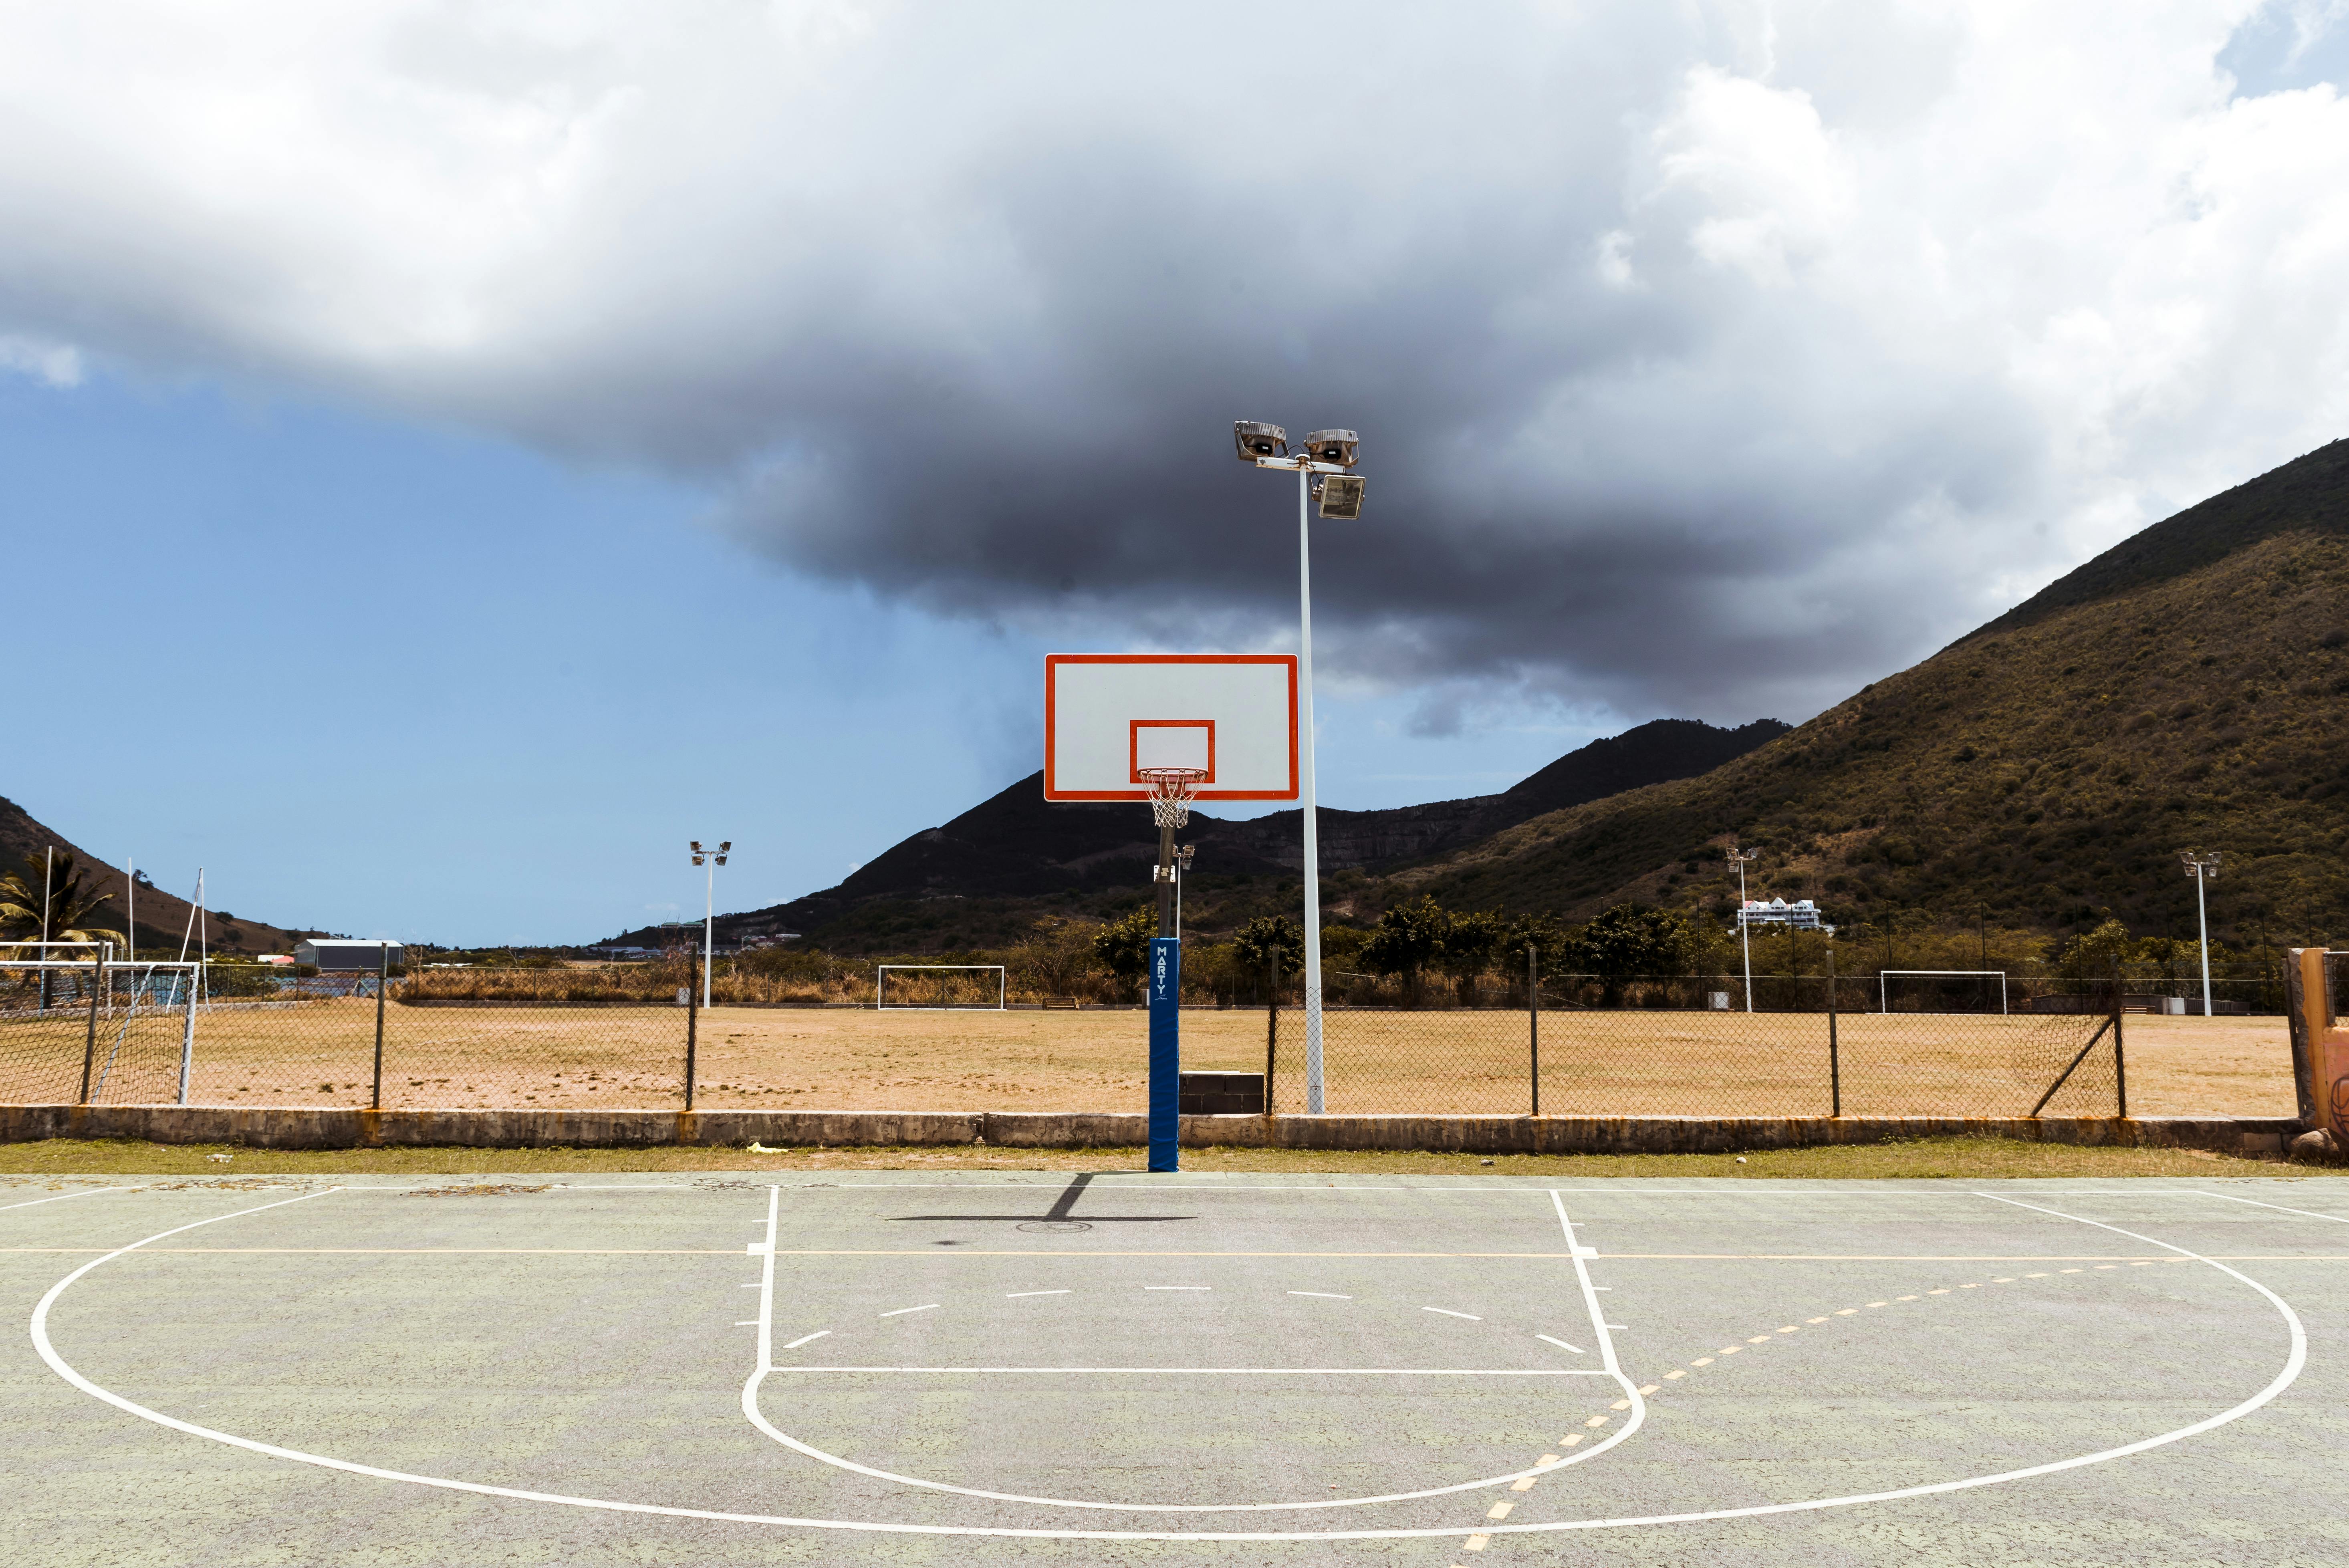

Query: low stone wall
<box><xmin>0</xmin><ymin>1104</ymin><xmax>2303</xmax><ymax>1159</ymax></box>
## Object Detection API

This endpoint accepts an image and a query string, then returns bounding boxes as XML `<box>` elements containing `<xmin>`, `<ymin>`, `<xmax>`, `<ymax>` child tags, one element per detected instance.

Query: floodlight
<box><xmin>1317</xmin><ymin>473</ymin><xmax>1365</xmax><ymax>520</ymax></box>
<box><xmin>1234</xmin><ymin>421</ymin><xmax>1287</xmax><ymax>461</ymax></box>
<box><xmin>1302</xmin><ymin>429</ymin><xmax>1359</xmax><ymax>467</ymax></box>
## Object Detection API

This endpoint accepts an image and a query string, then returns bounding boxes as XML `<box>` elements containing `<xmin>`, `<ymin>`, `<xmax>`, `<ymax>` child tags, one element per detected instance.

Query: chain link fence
<box><xmin>0</xmin><ymin>961</ymin><xmax>691</xmax><ymax>1110</ymax></box>
<box><xmin>1268</xmin><ymin>967</ymin><xmax>2129</xmax><ymax>1118</ymax></box>
<box><xmin>4</xmin><ymin>956</ymin><xmax>2132</xmax><ymax>1118</ymax></box>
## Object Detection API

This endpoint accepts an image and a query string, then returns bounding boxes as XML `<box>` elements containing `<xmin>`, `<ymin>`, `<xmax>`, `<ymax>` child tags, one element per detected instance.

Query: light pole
<box><xmin>2181</xmin><ymin>850</ymin><xmax>2222</xmax><ymax>1018</ymax></box>
<box><xmin>690</xmin><ymin>840</ymin><xmax>730</xmax><ymax>1009</ymax></box>
<box><xmin>1236</xmin><ymin>422</ymin><xmax>1365</xmax><ymax>1116</ymax></box>
<box><xmin>1728</xmin><ymin>846</ymin><xmax>1760</xmax><ymax>1012</ymax></box>
<box><xmin>1173</xmin><ymin>844</ymin><xmax>1195</xmax><ymax>939</ymax></box>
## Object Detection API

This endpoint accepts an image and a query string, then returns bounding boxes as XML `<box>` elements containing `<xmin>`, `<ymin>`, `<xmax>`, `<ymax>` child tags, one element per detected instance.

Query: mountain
<box><xmin>623</xmin><ymin>718</ymin><xmax>1789</xmax><ymax>951</ymax></box>
<box><xmin>0</xmin><ymin>796</ymin><xmax>314</xmax><ymax>957</ymax></box>
<box><xmin>1403</xmin><ymin>437</ymin><xmax>2349</xmax><ymax>947</ymax></box>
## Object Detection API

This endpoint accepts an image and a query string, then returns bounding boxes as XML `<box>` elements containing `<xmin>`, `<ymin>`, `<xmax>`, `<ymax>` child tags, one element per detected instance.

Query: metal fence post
<box><xmin>1264</xmin><ymin>958</ymin><xmax>1278</xmax><ymax>1118</ymax></box>
<box><xmin>1528</xmin><ymin>944</ymin><xmax>1540</xmax><ymax>1117</ymax></box>
<box><xmin>179</xmin><ymin>963</ymin><xmax>196</xmax><ymax>1104</ymax></box>
<box><xmin>372</xmin><ymin>943</ymin><xmax>388</xmax><ymax>1110</ymax></box>
<box><xmin>684</xmin><ymin>955</ymin><xmax>700</xmax><ymax>1111</ymax></box>
<box><xmin>2112</xmin><ymin>959</ymin><xmax>2128</xmax><ymax>1119</ymax></box>
<box><xmin>78</xmin><ymin>953</ymin><xmax>102</xmax><ymax>1104</ymax></box>
<box><xmin>1827</xmin><ymin>947</ymin><xmax>1840</xmax><ymax>1117</ymax></box>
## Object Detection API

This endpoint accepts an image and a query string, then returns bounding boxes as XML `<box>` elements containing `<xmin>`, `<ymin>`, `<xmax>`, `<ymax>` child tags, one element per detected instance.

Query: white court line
<box><xmin>1422</xmin><ymin>1307</ymin><xmax>1480</xmax><ymax>1320</ymax></box>
<box><xmin>0</xmin><ymin>1188</ymin><xmax>127</xmax><ymax>1213</ymax></box>
<box><xmin>2196</xmin><ymin>1191</ymin><xmax>2349</xmax><ymax>1225</ymax></box>
<box><xmin>1288</xmin><ymin>1291</ymin><xmax>1350</xmax><ymax>1299</ymax></box>
<box><xmin>1536</xmin><ymin>1334</ymin><xmax>1585</xmax><ymax>1354</ymax></box>
<box><xmin>1008</xmin><ymin>1290</ymin><xmax>1071</xmax><ymax>1298</ymax></box>
<box><xmin>30</xmin><ymin>1185</ymin><xmax>2312</xmax><ymax>1542</ymax></box>
<box><xmin>879</xmin><ymin>1304</ymin><xmax>939</xmax><ymax>1317</ymax></box>
<box><xmin>782</xmin><ymin>1330</ymin><xmax>830</xmax><ymax>1350</ymax></box>
<box><xmin>735</xmin><ymin>1189</ymin><xmax>1647</xmax><ymax>1512</ymax></box>
<box><xmin>762</xmin><ymin>1365</ymin><xmax>1614</xmax><ymax>1376</ymax></box>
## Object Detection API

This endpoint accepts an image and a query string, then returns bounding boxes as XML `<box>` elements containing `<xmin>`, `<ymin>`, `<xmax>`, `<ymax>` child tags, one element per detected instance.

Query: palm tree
<box><xmin>0</xmin><ymin>851</ymin><xmax>128</xmax><ymax>1010</ymax></box>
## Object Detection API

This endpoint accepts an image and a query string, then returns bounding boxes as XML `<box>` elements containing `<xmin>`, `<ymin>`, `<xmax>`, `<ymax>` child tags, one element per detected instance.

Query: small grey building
<box><xmin>295</xmin><ymin>939</ymin><xmax>405</xmax><ymax>972</ymax></box>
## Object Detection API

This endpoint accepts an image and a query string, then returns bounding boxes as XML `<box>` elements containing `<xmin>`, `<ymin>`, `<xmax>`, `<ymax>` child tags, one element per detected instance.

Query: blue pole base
<box><xmin>1148</xmin><ymin>937</ymin><xmax>1180</xmax><ymax>1173</ymax></box>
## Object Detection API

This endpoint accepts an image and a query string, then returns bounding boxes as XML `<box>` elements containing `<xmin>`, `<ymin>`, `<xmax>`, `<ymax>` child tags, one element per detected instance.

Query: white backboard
<box><xmin>1044</xmin><ymin>654</ymin><xmax>1299</xmax><ymax>801</ymax></box>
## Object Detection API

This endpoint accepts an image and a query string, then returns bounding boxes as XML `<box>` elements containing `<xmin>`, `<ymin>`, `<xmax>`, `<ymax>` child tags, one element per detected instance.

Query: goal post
<box><xmin>875</xmin><ymin>965</ymin><xmax>1008</xmax><ymax>1011</ymax></box>
<box><xmin>1877</xmin><ymin>969</ymin><xmax>2008</xmax><ymax>1014</ymax></box>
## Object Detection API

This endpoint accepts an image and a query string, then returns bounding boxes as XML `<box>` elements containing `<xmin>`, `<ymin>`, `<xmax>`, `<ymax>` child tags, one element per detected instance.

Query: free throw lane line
<box><xmin>736</xmin><ymin>1193</ymin><xmax>1645</xmax><ymax>1512</ymax></box>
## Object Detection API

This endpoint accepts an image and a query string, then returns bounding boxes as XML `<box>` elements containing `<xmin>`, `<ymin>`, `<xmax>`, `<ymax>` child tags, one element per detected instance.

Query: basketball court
<box><xmin>7</xmin><ymin>1169</ymin><xmax>2345</xmax><ymax>1564</ymax></box>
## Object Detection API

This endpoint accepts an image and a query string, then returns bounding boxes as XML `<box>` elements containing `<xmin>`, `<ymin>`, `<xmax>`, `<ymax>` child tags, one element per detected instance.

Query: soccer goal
<box><xmin>1878</xmin><ymin>970</ymin><xmax>2008</xmax><ymax>1014</ymax></box>
<box><xmin>875</xmin><ymin>965</ymin><xmax>1007</xmax><ymax>1011</ymax></box>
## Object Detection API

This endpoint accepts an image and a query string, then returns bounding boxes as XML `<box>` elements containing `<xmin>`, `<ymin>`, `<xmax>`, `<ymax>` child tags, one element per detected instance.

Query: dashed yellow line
<box><xmin>1457</xmin><ymin>1249</ymin><xmax>2166</xmax><ymax>1560</ymax></box>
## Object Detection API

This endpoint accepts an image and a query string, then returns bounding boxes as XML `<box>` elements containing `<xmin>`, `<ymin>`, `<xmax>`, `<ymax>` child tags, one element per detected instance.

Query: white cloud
<box><xmin>0</xmin><ymin>1</ymin><xmax>2343</xmax><ymax>723</ymax></box>
<box><xmin>0</xmin><ymin>333</ymin><xmax>81</xmax><ymax>385</ymax></box>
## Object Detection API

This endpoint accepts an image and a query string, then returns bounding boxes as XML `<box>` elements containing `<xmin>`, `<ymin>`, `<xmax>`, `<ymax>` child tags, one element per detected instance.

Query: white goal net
<box><xmin>875</xmin><ymin>965</ymin><xmax>1007</xmax><ymax>1010</ymax></box>
<box><xmin>1877</xmin><ymin>970</ymin><xmax>2008</xmax><ymax>1014</ymax></box>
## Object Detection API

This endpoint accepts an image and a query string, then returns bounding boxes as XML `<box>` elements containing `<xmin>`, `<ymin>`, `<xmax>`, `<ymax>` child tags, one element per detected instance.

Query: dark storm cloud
<box><xmin>2</xmin><ymin>2</ymin><xmax>2347</xmax><ymax>722</ymax></box>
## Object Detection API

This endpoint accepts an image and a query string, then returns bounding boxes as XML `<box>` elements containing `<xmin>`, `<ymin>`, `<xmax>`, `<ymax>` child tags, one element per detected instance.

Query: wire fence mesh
<box><xmin>1268</xmin><ymin>971</ymin><xmax>2127</xmax><ymax>1117</ymax></box>
<box><xmin>0</xmin><ymin>959</ymin><xmax>2133</xmax><ymax>1117</ymax></box>
<box><xmin>0</xmin><ymin>962</ymin><xmax>691</xmax><ymax>1110</ymax></box>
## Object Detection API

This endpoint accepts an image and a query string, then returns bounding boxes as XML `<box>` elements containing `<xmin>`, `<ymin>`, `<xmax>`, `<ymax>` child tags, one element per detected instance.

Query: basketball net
<box><xmin>1138</xmin><ymin>767</ymin><xmax>1206</xmax><ymax>831</ymax></box>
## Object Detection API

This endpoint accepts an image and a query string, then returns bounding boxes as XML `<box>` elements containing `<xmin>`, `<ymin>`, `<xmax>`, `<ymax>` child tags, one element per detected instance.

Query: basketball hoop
<box><xmin>1137</xmin><ymin>767</ymin><xmax>1207</xmax><ymax>830</ymax></box>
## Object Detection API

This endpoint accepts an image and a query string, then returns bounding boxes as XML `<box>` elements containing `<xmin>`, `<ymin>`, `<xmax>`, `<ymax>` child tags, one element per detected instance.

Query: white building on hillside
<box><xmin>1738</xmin><ymin>897</ymin><xmax>1832</xmax><ymax>932</ymax></box>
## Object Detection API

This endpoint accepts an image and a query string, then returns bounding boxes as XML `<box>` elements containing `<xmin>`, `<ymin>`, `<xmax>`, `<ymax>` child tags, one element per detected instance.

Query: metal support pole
<box><xmin>2194</xmin><ymin>867</ymin><xmax>2214</xmax><ymax>1018</ymax></box>
<box><xmin>179</xmin><ymin>963</ymin><xmax>196</xmax><ymax>1106</ymax></box>
<box><xmin>79</xmin><ymin>956</ymin><xmax>101</xmax><ymax>1104</ymax></box>
<box><xmin>1155</xmin><ymin>817</ymin><xmax>1178</xmax><ymax>938</ymax></box>
<box><xmin>371</xmin><ymin>943</ymin><xmax>388</xmax><ymax>1110</ymax></box>
<box><xmin>2113</xmin><ymin>959</ymin><xmax>2129</xmax><ymax>1118</ymax></box>
<box><xmin>684</xmin><ymin>954</ymin><xmax>700</xmax><ymax>1111</ymax></box>
<box><xmin>1827</xmin><ymin>947</ymin><xmax>1841</xmax><ymax>1117</ymax></box>
<box><xmin>1528</xmin><ymin>944</ymin><xmax>1540</xmax><ymax>1117</ymax></box>
<box><xmin>703</xmin><ymin>856</ymin><xmax>716</xmax><ymax>1010</ymax></box>
<box><xmin>1297</xmin><ymin>465</ymin><xmax>1325</xmax><ymax>1114</ymax></box>
<box><xmin>1264</xmin><ymin>958</ymin><xmax>1278</xmax><ymax>1118</ymax></box>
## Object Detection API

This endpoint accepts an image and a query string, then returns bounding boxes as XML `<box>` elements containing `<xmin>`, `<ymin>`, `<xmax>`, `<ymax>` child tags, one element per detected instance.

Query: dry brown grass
<box><xmin>0</xmin><ymin>1000</ymin><xmax>2299</xmax><ymax>1117</ymax></box>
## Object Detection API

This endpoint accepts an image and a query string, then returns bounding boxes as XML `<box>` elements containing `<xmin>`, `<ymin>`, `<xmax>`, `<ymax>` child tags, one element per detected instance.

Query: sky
<box><xmin>6</xmin><ymin>0</ymin><xmax>2349</xmax><ymax>945</ymax></box>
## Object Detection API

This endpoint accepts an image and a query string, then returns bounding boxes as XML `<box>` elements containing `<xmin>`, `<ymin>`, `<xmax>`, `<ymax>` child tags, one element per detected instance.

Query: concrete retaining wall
<box><xmin>0</xmin><ymin>1104</ymin><xmax>2302</xmax><ymax>1159</ymax></box>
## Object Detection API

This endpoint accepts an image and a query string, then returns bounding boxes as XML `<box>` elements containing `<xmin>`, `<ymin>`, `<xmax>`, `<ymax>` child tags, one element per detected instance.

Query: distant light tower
<box><xmin>2181</xmin><ymin>850</ymin><xmax>2222</xmax><ymax>1018</ymax></box>
<box><xmin>1728</xmin><ymin>846</ymin><xmax>1761</xmax><ymax>1012</ymax></box>
<box><xmin>690</xmin><ymin>840</ymin><xmax>730</xmax><ymax>1008</ymax></box>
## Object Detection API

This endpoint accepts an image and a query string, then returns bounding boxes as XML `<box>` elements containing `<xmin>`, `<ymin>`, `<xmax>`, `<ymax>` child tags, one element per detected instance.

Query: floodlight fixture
<box><xmin>1301</xmin><ymin>429</ymin><xmax>1360</xmax><ymax>467</ymax></box>
<box><xmin>1317</xmin><ymin>473</ymin><xmax>1365</xmax><ymax>520</ymax></box>
<box><xmin>1234</xmin><ymin>421</ymin><xmax>1288</xmax><ymax>462</ymax></box>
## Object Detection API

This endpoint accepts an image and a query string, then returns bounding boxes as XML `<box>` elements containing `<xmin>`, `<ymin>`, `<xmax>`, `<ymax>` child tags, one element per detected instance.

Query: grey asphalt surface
<box><xmin>6</xmin><ymin>1170</ymin><xmax>2348</xmax><ymax>1566</ymax></box>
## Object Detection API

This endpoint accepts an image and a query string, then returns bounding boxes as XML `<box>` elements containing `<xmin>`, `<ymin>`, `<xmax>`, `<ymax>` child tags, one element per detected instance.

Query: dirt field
<box><xmin>0</xmin><ymin>1001</ymin><xmax>2301</xmax><ymax>1117</ymax></box>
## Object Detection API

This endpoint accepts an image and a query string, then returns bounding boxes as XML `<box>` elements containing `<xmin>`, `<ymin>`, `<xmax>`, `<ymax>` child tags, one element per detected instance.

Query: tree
<box><xmin>1438</xmin><ymin>909</ymin><xmax>1506</xmax><ymax>1004</ymax></box>
<box><xmin>1007</xmin><ymin>919</ymin><xmax>1101</xmax><ymax>1000</ymax></box>
<box><xmin>1091</xmin><ymin>908</ymin><xmax>1158</xmax><ymax>988</ymax></box>
<box><xmin>1362</xmin><ymin>895</ymin><xmax>1449</xmax><ymax>1006</ymax></box>
<box><xmin>1565</xmin><ymin>904</ymin><xmax>1700</xmax><ymax>1003</ymax></box>
<box><xmin>1230</xmin><ymin>915</ymin><xmax>1305</xmax><ymax>992</ymax></box>
<box><xmin>0</xmin><ymin>851</ymin><xmax>127</xmax><ymax>949</ymax></box>
<box><xmin>2056</xmin><ymin>918</ymin><xmax>2134</xmax><ymax>985</ymax></box>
